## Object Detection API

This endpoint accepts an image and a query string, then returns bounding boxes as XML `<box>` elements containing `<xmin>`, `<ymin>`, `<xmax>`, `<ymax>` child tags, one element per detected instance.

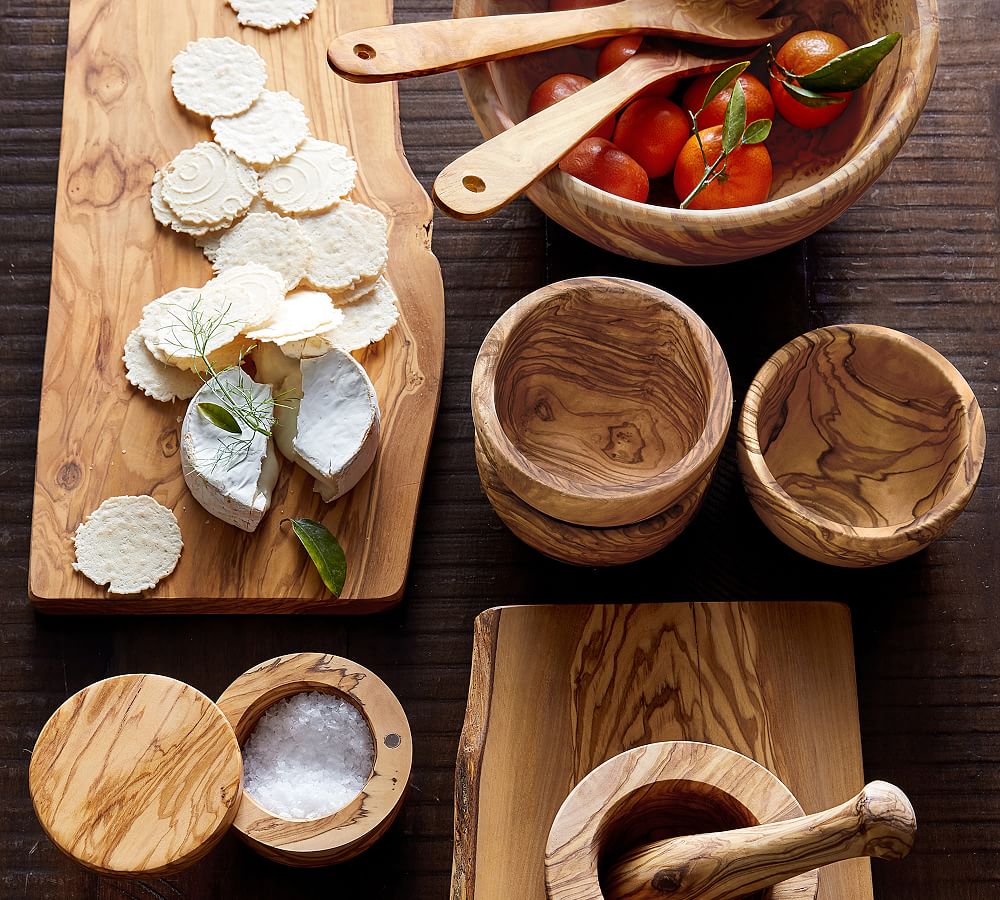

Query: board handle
<box><xmin>605</xmin><ymin>781</ymin><xmax>917</xmax><ymax>900</ymax></box>
<box><xmin>328</xmin><ymin>3</ymin><xmax>637</xmax><ymax>83</ymax></box>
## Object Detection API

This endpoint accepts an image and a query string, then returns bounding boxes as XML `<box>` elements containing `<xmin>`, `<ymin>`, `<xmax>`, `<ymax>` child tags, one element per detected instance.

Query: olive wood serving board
<box><xmin>29</xmin><ymin>0</ymin><xmax>444</xmax><ymax>613</ymax></box>
<box><xmin>452</xmin><ymin>602</ymin><xmax>873</xmax><ymax>900</ymax></box>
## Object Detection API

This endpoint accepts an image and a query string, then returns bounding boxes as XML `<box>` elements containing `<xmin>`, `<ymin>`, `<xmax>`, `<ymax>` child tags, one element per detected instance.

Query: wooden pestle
<box><xmin>604</xmin><ymin>781</ymin><xmax>916</xmax><ymax>900</ymax></box>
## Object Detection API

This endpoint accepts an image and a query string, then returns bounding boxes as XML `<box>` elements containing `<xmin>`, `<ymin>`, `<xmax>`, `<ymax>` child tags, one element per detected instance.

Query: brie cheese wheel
<box><xmin>180</xmin><ymin>369</ymin><xmax>280</xmax><ymax>532</ymax></box>
<box><xmin>272</xmin><ymin>348</ymin><xmax>380</xmax><ymax>502</ymax></box>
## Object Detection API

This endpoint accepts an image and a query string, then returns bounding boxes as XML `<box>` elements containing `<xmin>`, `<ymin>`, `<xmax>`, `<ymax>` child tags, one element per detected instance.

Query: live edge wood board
<box><xmin>452</xmin><ymin>602</ymin><xmax>872</xmax><ymax>900</ymax></box>
<box><xmin>29</xmin><ymin>0</ymin><xmax>444</xmax><ymax>613</ymax></box>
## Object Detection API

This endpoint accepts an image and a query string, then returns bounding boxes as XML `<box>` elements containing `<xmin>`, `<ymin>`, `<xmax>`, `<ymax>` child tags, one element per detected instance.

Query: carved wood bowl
<box><xmin>545</xmin><ymin>741</ymin><xmax>818</xmax><ymax>900</ymax></box>
<box><xmin>216</xmin><ymin>652</ymin><xmax>412</xmax><ymax>866</ymax></box>
<box><xmin>472</xmin><ymin>277</ymin><xmax>732</xmax><ymax>530</ymax></box>
<box><xmin>738</xmin><ymin>325</ymin><xmax>986</xmax><ymax>567</ymax></box>
<box><xmin>453</xmin><ymin>0</ymin><xmax>939</xmax><ymax>265</ymax></box>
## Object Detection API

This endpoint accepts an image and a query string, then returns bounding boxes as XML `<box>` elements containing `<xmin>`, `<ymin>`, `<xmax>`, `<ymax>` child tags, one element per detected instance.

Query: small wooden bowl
<box><xmin>476</xmin><ymin>435</ymin><xmax>710</xmax><ymax>565</ymax></box>
<box><xmin>472</xmin><ymin>277</ymin><xmax>731</xmax><ymax>528</ymax></box>
<box><xmin>216</xmin><ymin>652</ymin><xmax>412</xmax><ymax>867</ymax></box>
<box><xmin>453</xmin><ymin>0</ymin><xmax>938</xmax><ymax>265</ymax></box>
<box><xmin>545</xmin><ymin>741</ymin><xmax>818</xmax><ymax>900</ymax></box>
<box><xmin>738</xmin><ymin>324</ymin><xmax>986</xmax><ymax>567</ymax></box>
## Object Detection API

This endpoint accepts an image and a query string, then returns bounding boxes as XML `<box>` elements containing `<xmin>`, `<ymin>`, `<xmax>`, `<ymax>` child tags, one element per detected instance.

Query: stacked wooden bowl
<box><xmin>472</xmin><ymin>277</ymin><xmax>731</xmax><ymax>565</ymax></box>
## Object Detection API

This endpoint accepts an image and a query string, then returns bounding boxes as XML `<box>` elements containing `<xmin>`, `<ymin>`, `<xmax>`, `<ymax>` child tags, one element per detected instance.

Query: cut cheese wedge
<box><xmin>180</xmin><ymin>369</ymin><xmax>280</xmax><ymax>532</ymax></box>
<box><xmin>272</xmin><ymin>348</ymin><xmax>379</xmax><ymax>502</ymax></box>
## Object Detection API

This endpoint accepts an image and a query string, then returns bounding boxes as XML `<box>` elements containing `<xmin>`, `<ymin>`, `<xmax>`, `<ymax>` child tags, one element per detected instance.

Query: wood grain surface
<box><xmin>2</xmin><ymin>0</ymin><xmax>999</xmax><ymax>897</ymax></box>
<box><xmin>452</xmin><ymin>603</ymin><xmax>872</xmax><ymax>900</ymax></box>
<box><xmin>738</xmin><ymin>324</ymin><xmax>986</xmax><ymax>567</ymax></box>
<box><xmin>27</xmin><ymin>0</ymin><xmax>445</xmax><ymax>613</ymax></box>
<box><xmin>453</xmin><ymin>0</ymin><xmax>939</xmax><ymax>263</ymax></box>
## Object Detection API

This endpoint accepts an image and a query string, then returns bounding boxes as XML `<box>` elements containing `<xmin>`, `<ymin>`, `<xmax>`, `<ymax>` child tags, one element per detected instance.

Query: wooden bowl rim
<box><xmin>472</xmin><ymin>277</ymin><xmax>732</xmax><ymax>526</ymax></box>
<box><xmin>544</xmin><ymin>740</ymin><xmax>817</xmax><ymax>900</ymax></box>
<box><xmin>453</xmin><ymin>0</ymin><xmax>939</xmax><ymax>230</ymax></box>
<box><xmin>738</xmin><ymin>323</ymin><xmax>987</xmax><ymax>543</ymax></box>
<box><xmin>216</xmin><ymin>652</ymin><xmax>412</xmax><ymax>861</ymax></box>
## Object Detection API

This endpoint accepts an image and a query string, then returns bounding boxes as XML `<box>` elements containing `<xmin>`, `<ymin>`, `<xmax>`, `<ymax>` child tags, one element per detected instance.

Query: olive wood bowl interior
<box><xmin>453</xmin><ymin>0</ymin><xmax>939</xmax><ymax>265</ymax></box>
<box><xmin>216</xmin><ymin>652</ymin><xmax>412</xmax><ymax>867</ymax></box>
<box><xmin>471</xmin><ymin>277</ymin><xmax>732</xmax><ymax>528</ymax></box>
<box><xmin>738</xmin><ymin>324</ymin><xmax>986</xmax><ymax>567</ymax></box>
<box><xmin>545</xmin><ymin>741</ymin><xmax>818</xmax><ymax>900</ymax></box>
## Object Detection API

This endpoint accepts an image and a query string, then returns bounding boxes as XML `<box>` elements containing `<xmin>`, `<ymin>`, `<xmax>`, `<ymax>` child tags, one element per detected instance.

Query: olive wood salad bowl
<box><xmin>738</xmin><ymin>325</ymin><xmax>986</xmax><ymax>567</ymax></box>
<box><xmin>472</xmin><ymin>277</ymin><xmax>732</xmax><ymax>530</ymax></box>
<box><xmin>453</xmin><ymin>0</ymin><xmax>939</xmax><ymax>265</ymax></box>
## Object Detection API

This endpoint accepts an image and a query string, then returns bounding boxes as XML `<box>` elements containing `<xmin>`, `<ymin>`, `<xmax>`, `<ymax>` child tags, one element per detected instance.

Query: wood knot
<box><xmin>603</xmin><ymin>422</ymin><xmax>645</xmax><ymax>464</ymax></box>
<box><xmin>86</xmin><ymin>53</ymin><xmax>128</xmax><ymax>105</ymax></box>
<box><xmin>67</xmin><ymin>147</ymin><xmax>127</xmax><ymax>209</ymax></box>
<box><xmin>533</xmin><ymin>398</ymin><xmax>554</xmax><ymax>422</ymax></box>
<box><xmin>650</xmin><ymin>867</ymin><xmax>685</xmax><ymax>893</ymax></box>
<box><xmin>159</xmin><ymin>428</ymin><xmax>179</xmax><ymax>458</ymax></box>
<box><xmin>56</xmin><ymin>461</ymin><xmax>82</xmax><ymax>490</ymax></box>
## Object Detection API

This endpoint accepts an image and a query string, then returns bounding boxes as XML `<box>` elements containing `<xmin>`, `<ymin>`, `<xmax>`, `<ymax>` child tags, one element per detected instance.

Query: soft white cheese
<box><xmin>180</xmin><ymin>369</ymin><xmax>280</xmax><ymax>532</ymax></box>
<box><xmin>271</xmin><ymin>348</ymin><xmax>379</xmax><ymax>502</ymax></box>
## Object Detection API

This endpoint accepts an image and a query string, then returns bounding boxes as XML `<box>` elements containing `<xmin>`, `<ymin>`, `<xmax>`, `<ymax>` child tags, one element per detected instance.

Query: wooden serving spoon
<box><xmin>328</xmin><ymin>0</ymin><xmax>792</xmax><ymax>83</ymax></box>
<box><xmin>432</xmin><ymin>43</ymin><xmax>743</xmax><ymax>220</ymax></box>
<box><xmin>603</xmin><ymin>781</ymin><xmax>916</xmax><ymax>900</ymax></box>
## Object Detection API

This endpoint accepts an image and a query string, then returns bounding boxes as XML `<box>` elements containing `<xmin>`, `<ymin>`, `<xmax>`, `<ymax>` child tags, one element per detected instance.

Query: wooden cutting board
<box><xmin>29</xmin><ymin>0</ymin><xmax>444</xmax><ymax>613</ymax></box>
<box><xmin>452</xmin><ymin>602</ymin><xmax>873</xmax><ymax>900</ymax></box>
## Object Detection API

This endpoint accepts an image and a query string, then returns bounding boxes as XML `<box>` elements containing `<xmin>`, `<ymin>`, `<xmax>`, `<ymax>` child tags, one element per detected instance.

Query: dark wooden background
<box><xmin>2</xmin><ymin>0</ymin><xmax>997</xmax><ymax>897</ymax></box>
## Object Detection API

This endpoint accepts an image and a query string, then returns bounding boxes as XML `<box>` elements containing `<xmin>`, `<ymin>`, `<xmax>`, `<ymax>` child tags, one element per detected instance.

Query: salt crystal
<box><xmin>242</xmin><ymin>690</ymin><xmax>373</xmax><ymax>820</ymax></box>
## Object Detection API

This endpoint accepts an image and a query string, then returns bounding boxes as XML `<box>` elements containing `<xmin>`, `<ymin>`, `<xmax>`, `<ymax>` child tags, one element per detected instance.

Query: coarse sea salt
<box><xmin>242</xmin><ymin>690</ymin><xmax>373</xmax><ymax>820</ymax></box>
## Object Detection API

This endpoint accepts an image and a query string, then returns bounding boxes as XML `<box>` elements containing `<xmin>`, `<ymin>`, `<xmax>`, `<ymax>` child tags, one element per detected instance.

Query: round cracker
<box><xmin>123</xmin><ymin>327</ymin><xmax>203</xmax><ymax>402</ymax></box>
<box><xmin>259</xmin><ymin>138</ymin><xmax>357</xmax><ymax>215</ymax></box>
<box><xmin>212</xmin><ymin>90</ymin><xmax>309</xmax><ymax>167</ymax></box>
<box><xmin>160</xmin><ymin>141</ymin><xmax>259</xmax><ymax>227</ymax></box>
<box><xmin>195</xmin><ymin>197</ymin><xmax>270</xmax><ymax>263</ymax></box>
<box><xmin>226</xmin><ymin>0</ymin><xmax>317</xmax><ymax>30</ymax></box>
<box><xmin>245</xmin><ymin>290</ymin><xmax>343</xmax><ymax>344</ymax></box>
<box><xmin>324</xmin><ymin>277</ymin><xmax>399</xmax><ymax>352</ymax></box>
<box><xmin>73</xmin><ymin>495</ymin><xmax>183</xmax><ymax>595</ymax></box>
<box><xmin>212</xmin><ymin>211</ymin><xmax>309</xmax><ymax>291</ymax></box>
<box><xmin>299</xmin><ymin>201</ymin><xmax>388</xmax><ymax>293</ymax></box>
<box><xmin>171</xmin><ymin>37</ymin><xmax>267</xmax><ymax>118</ymax></box>
<box><xmin>150</xmin><ymin>169</ymin><xmax>216</xmax><ymax>237</ymax></box>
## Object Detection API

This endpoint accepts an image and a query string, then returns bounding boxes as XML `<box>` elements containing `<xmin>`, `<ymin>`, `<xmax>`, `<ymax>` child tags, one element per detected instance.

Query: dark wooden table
<box><xmin>2</xmin><ymin>1</ymin><xmax>997</xmax><ymax>897</ymax></box>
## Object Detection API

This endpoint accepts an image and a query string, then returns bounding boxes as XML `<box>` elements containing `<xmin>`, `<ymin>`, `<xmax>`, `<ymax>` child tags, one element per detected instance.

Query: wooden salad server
<box><xmin>602</xmin><ymin>781</ymin><xmax>916</xmax><ymax>900</ymax></box>
<box><xmin>432</xmin><ymin>44</ymin><xmax>741</xmax><ymax>220</ymax></box>
<box><xmin>328</xmin><ymin>0</ymin><xmax>792</xmax><ymax>83</ymax></box>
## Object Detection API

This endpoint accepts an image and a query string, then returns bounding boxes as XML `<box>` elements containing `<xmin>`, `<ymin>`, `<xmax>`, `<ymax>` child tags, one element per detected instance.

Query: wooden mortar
<box><xmin>216</xmin><ymin>652</ymin><xmax>412</xmax><ymax>867</ymax></box>
<box><xmin>472</xmin><ymin>277</ymin><xmax>731</xmax><ymax>529</ymax></box>
<box><xmin>738</xmin><ymin>324</ymin><xmax>986</xmax><ymax>567</ymax></box>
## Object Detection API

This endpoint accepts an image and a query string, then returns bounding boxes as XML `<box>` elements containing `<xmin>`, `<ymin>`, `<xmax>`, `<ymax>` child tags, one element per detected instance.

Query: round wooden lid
<box><xmin>29</xmin><ymin>674</ymin><xmax>243</xmax><ymax>876</ymax></box>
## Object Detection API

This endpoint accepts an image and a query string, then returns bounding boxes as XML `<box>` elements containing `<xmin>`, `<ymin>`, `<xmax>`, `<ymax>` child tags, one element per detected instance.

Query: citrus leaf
<box><xmin>797</xmin><ymin>32</ymin><xmax>901</xmax><ymax>92</ymax></box>
<box><xmin>290</xmin><ymin>518</ymin><xmax>347</xmax><ymax>597</ymax></box>
<box><xmin>700</xmin><ymin>61</ymin><xmax>750</xmax><ymax>112</ymax></box>
<box><xmin>779</xmin><ymin>80</ymin><xmax>849</xmax><ymax>108</ymax></box>
<box><xmin>722</xmin><ymin>79</ymin><xmax>747</xmax><ymax>154</ymax></box>
<box><xmin>198</xmin><ymin>402</ymin><xmax>241</xmax><ymax>434</ymax></box>
<box><xmin>743</xmin><ymin>118</ymin><xmax>772</xmax><ymax>145</ymax></box>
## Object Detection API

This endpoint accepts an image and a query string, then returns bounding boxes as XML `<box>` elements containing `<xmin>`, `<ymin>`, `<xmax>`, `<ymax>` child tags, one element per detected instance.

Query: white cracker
<box><xmin>195</xmin><ymin>197</ymin><xmax>270</xmax><ymax>263</ymax></box>
<box><xmin>300</xmin><ymin>201</ymin><xmax>388</xmax><ymax>292</ymax></box>
<box><xmin>171</xmin><ymin>37</ymin><xmax>267</xmax><ymax>118</ymax></box>
<box><xmin>259</xmin><ymin>138</ymin><xmax>357</xmax><ymax>215</ymax></box>
<box><xmin>73</xmin><ymin>495</ymin><xmax>183</xmax><ymax>595</ymax></box>
<box><xmin>227</xmin><ymin>0</ymin><xmax>317</xmax><ymax>30</ymax></box>
<box><xmin>150</xmin><ymin>169</ymin><xmax>218</xmax><ymax>237</ymax></box>
<box><xmin>212</xmin><ymin>211</ymin><xmax>310</xmax><ymax>291</ymax></box>
<box><xmin>212</xmin><ymin>90</ymin><xmax>309</xmax><ymax>167</ymax></box>
<box><xmin>324</xmin><ymin>277</ymin><xmax>399</xmax><ymax>352</ymax></box>
<box><xmin>123</xmin><ymin>327</ymin><xmax>203</xmax><ymax>402</ymax></box>
<box><xmin>160</xmin><ymin>141</ymin><xmax>259</xmax><ymax>227</ymax></box>
<box><xmin>328</xmin><ymin>274</ymin><xmax>380</xmax><ymax>307</ymax></box>
<box><xmin>245</xmin><ymin>290</ymin><xmax>344</xmax><ymax>344</ymax></box>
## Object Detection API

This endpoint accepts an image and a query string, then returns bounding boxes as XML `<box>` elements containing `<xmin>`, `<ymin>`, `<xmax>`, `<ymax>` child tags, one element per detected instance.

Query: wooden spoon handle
<box><xmin>328</xmin><ymin>3</ymin><xmax>635</xmax><ymax>83</ymax></box>
<box><xmin>606</xmin><ymin>781</ymin><xmax>916</xmax><ymax>900</ymax></box>
<box><xmin>433</xmin><ymin>50</ymin><xmax>707</xmax><ymax>220</ymax></box>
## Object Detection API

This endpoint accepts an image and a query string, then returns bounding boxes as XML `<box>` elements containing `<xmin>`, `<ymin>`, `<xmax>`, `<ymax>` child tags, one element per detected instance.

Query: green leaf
<box><xmin>742</xmin><ymin>118</ymin><xmax>773</xmax><ymax>145</ymax></box>
<box><xmin>797</xmin><ymin>32</ymin><xmax>901</xmax><ymax>92</ymax></box>
<box><xmin>721</xmin><ymin>79</ymin><xmax>747</xmax><ymax>154</ymax></box>
<box><xmin>198</xmin><ymin>402</ymin><xmax>241</xmax><ymax>434</ymax></box>
<box><xmin>779</xmin><ymin>80</ymin><xmax>849</xmax><ymax>108</ymax></box>
<box><xmin>699</xmin><ymin>61</ymin><xmax>750</xmax><ymax>113</ymax></box>
<box><xmin>290</xmin><ymin>518</ymin><xmax>347</xmax><ymax>597</ymax></box>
